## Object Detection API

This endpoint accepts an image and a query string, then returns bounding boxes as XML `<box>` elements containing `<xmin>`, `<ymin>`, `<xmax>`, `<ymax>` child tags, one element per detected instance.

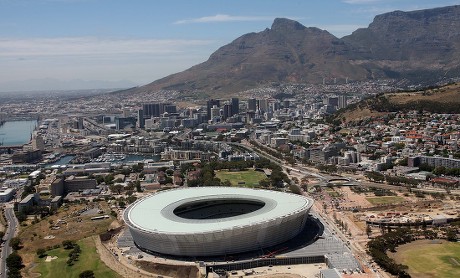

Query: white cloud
<box><xmin>0</xmin><ymin>37</ymin><xmax>214</xmax><ymax>58</ymax></box>
<box><xmin>174</xmin><ymin>14</ymin><xmax>277</xmax><ymax>24</ymax></box>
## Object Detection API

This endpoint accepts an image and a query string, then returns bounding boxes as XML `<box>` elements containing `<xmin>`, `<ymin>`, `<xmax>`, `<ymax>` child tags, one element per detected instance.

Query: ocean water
<box><xmin>0</xmin><ymin>120</ymin><xmax>37</xmax><ymax>146</ymax></box>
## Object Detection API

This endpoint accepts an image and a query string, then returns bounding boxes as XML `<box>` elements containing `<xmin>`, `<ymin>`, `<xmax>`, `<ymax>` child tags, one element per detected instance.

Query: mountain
<box><xmin>342</xmin><ymin>5</ymin><xmax>460</xmax><ymax>81</ymax></box>
<box><xmin>135</xmin><ymin>5</ymin><xmax>460</xmax><ymax>96</ymax></box>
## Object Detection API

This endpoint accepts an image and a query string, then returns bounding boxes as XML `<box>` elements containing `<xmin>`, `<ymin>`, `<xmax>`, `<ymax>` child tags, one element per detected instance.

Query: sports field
<box><xmin>215</xmin><ymin>169</ymin><xmax>267</xmax><ymax>187</ymax></box>
<box><xmin>366</xmin><ymin>196</ymin><xmax>405</xmax><ymax>205</ymax></box>
<box><xmin>33</xmin><ymin>237</ymin><xmax>121</xmax><ymax>278</ymax></box>
<box><xmin>391</xmin><ymin>240</ymin><xmax>460</xmax><ymax>278</ymax></box>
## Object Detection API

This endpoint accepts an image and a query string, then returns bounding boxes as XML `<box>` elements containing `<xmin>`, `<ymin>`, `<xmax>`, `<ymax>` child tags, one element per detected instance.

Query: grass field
<box><xmin>215</xmin><ymin>169</ymin><xmax>267</xmax><ymax>187</ymax></box>
<box><xmin>33</xmin><ymin>237</ymin><xmax>121</xmax><ymax>278</ymax></box>
<box><xmin>391</xmin><ymin>240</ymin><xmax>460</xmax><ymax>278</ymax></box>
<box><xmin>366</xmin><ymin>196</ymin><xmax>405</xmax><ymax>205</ymax></box>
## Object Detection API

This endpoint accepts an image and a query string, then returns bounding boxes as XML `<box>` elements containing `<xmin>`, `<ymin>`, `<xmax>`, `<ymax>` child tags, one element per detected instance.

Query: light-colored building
<box><xmin>0</xmin><ymin>188</ymin><xmax>15</xmax><ymax>202</ymax></box>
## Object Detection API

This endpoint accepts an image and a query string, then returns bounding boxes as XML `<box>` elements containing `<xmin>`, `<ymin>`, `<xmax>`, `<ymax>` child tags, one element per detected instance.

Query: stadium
<box><xmin>123</xmin><ymin>187</ymin><xmax>314</xmax><ymax>257</ymax></box>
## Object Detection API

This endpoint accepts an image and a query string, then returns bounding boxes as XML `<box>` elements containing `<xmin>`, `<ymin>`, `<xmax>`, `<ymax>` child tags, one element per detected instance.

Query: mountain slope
<box><xmin>334</xmin><ymin>82</ymin><xmax>460</xmax><ymax>124</ymax></box>
<box><xmin>134</xmin><ymin>5</ymin><xmax>460</xmax><ymax>96</ymax></box>
<box><xmin>342</xmin><ymin>5</ymin><xmax>460</xmax><ymax>80</ymax></box>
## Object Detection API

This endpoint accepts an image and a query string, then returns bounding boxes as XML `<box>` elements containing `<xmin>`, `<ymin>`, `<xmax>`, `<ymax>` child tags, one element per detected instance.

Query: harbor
<box><xmin>0</xmin><ymin>120</ymin><xmax>37</xmax><ymax>147</ymax></box>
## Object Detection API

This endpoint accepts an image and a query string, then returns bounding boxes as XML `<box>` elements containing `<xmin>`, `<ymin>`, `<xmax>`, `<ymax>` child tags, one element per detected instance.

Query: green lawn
<box><xmin>394</xmin><ymin>240</ymin><xmax>460</xmax><ymax>278</ymax></box>
<box><xmin>215</xmin><ymin>169</ymin><xmax>267</xmax><ymax>187</ymax></box>
<box><xmin>34</xmin><ymin>237</ymin><xmax>121</xmax><ymax>278</ymax></box>
<box><xmin>366</xmin><ymin>196</ymin><xmax>405</xmax><ymax>205</ymax></box>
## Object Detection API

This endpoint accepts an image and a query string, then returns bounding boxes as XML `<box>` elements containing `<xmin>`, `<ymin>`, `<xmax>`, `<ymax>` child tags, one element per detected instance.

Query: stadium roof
<box><xmin>125</xmin><ymin>187</ymin><xmax>313</xmax><ymax>234</ymax></box>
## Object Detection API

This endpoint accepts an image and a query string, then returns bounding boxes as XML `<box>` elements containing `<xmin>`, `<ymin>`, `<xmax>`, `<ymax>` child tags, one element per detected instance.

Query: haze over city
<box><xmin>1</xmin><ymin>0</ymin><xmax>460</xmax><ymax>92</ymax></box>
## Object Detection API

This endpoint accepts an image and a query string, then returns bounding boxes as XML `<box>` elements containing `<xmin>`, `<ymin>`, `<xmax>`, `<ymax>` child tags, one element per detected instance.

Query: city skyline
<box><xmin>1</xmin><ymin>0</ymin><xmax>460</xmax><ymax>92</ymax></box>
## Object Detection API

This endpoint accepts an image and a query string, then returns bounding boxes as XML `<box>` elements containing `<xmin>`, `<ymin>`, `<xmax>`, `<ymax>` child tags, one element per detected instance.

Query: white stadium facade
<box><xmin>123</xmin><ymin>187</ymin><xmax>314</xmax><ymax>257</ymax></box>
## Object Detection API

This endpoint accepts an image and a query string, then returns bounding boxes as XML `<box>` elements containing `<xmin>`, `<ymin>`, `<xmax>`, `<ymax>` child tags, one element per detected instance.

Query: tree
<box><xmin>433</xmin><ymin>166</ymin><xmax>446</xmax><ymax>175</ymax></box>
<box><xmin>222</xmin><ymin>180</ymin><xmax>232</xmax><ymax>187</ymax></box>
<box><xmin>109</xmin><ymin>184</ymin><xmax>123</xmax><ymax>194</ymax></box>
<box><xmin>15</xmin><ymin>211</ymin><xmax>27</xmax><ymax>222</ymax></box>
<box><xmin>6</xmin><ymin>252</ymin><xmax>24</xmax><ymax>277</ymax></box>
<box><xmin>135</xmin><ymin>180</ymin><xmax>142</xmax><ymax>192</ymax></box>
<box><xmin>62</xmin><ymin>240</ymin><xmax>75</xmax><ymax>249</ymax></box>
<box><xmin>36</xmin><ymin>248</ymin><xmax>47</xmax><ymax>258</ymax></box>
<box><xmin>79</xmin><ymin>270</ymin><xmax>95</xmax><ymax>278</ymax></box>
<box><xmin>132</xmin><ymin>163</ymin><xmax>144</xmax><ymax>173</ymax></box>
<box><xmin>10</xmin><ymin>237</ymin><xmax>21</xmax><ymax>250</ymax></box>
<box><xmin>366</xmin><ymin>225</ymin><xmax>372</xmax><ymax>238</ymax></box>
<box><xmin>289</xmin><ymin>184</ymin><xmax>301</xmax><ymax>195</ymax></box>
<box><xmin>258</xmin><ymin>178</ymin><xmax>271</xmax><ymax>188</ymax></box>
<box><xmin>446</xmin><ymin>229</ymin><xmax>457</xmax><ymax>242</ymax></box>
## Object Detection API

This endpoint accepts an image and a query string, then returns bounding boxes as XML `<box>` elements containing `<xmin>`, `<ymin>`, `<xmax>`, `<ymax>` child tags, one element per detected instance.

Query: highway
<box><xmin>0</xmin><ymin>206</ymin><xmax>19</xmax><ymax>278</ymax></box>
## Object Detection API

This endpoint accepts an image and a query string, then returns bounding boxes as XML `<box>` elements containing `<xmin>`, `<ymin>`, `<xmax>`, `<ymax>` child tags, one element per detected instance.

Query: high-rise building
<box><xmin>210</xmin><ymin>105</ymin><xmax>220</xmax><ymax>121</ymax></box>
<box><xmin>247</xmin><ymin>98</ymin><xmax>257</xmax><ymax>112</ymax></box>
<box><xmin>32</xmin><ymin>133</ymin><xmax>45</xmax><ymax>151</ymax></box>
<box><xmin>143</xmin><ymin>103</ymin><xmax>161</xmax><ymax>118</ymax></box>
<box><xmin>207</xmin><ymin>99</ymin><xmax>220</xmax><ymax>120</ymax></box>
<box><xmin>231</xmin><ymin>98</ymin><xmax>239</xmax><ymax>115</ymax></box>
<box><xmin>77</xmin><ymin>117</ymin><xmax>84</xmax><ymax>129</ymax></box>
<box><xmin>163</xmin><ymin>104</ymin><xmax>177</xmax><ymax>114</ymax></box>
<box><xmin>137</xmin><ymin>109</ymin><xmax>145</xmax><ymax>128</ymax></box>
<box><xmin>338</xmin><ymin>96</ymin><xmax>348</xmax><ymax>109</ymax></box>
<box><xmin>142</xmin><ymin>103</ymin><xmax>176</xmax><ymax>118</ymax></box>
<box><xmin>327</xmin><ymin>97</ymin><xmax>339</xmax><ymax>107</ymax></box>
<box><xmin>223</xmin><ymin>104</ymin><xmax>233</xmax><ymax>120</ymax></box>
<box><xmin>258</xmin><ymin>99</ymin><xmax>269</xmax><ymax>113</ymax></box>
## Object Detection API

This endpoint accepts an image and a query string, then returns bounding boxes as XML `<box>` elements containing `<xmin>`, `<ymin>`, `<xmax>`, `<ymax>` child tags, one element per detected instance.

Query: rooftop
<box><xmin>125</xmin><ymin>187</ymin><xmax>313</xmax><ymax>234</ymax></box>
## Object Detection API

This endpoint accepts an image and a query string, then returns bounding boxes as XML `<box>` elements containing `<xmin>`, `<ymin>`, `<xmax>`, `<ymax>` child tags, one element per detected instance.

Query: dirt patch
<box><xmin>108</xmin><ymin>220</ymin><xmax>122</xmax><ymax>230</ymax></box>
<box><xmin>136</xmin><ymin>261</ymin><xmax>199</xmax><ymax>278</ymax></box>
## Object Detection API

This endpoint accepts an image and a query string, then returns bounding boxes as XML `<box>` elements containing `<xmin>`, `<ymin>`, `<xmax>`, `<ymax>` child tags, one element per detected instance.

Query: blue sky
<box><xmin>1</xmin><ymin>0</ymin><xmax>460</xmax><ymax>91</ymax></box>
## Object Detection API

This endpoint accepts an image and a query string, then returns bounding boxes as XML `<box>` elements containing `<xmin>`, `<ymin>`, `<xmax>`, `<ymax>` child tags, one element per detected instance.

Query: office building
<box><xmin>247</xmin><ymin>98</ymin><xmax>257</xmax><ymax>112</ymax></box>
<box><xmin>231</xmin><ymin>98</ymin><xmax>239</xmax><ymax>115</ymax></box>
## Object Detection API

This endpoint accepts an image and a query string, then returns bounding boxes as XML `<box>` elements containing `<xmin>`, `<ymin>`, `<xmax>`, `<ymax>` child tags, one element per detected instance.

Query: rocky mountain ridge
<box><xmin>132</xmin><ymin>5</ymin><xmax>460</xmax><ymax>96</ymax></box>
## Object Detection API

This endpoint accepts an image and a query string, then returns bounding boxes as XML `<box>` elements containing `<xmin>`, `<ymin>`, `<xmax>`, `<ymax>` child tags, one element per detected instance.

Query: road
<box><xmin>1</xmin><ymin>206</ymin><xmax>19</xmax><ymax>278</ymax></box>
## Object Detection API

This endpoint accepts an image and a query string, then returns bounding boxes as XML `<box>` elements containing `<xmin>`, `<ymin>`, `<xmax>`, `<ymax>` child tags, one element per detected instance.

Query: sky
<box><xmin>1</xmin><ymin>0</ymin><xmax>460</xmax><ymax>92</ymax></box>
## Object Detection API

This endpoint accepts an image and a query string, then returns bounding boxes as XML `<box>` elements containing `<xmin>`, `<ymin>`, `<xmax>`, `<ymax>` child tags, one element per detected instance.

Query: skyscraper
<box><xmin>143</xmin><ymin>103</ymin><xmax>161</xmax><ymax>118</ymax></box>
<box><xmin>137</xmin><ymin>109</ymin><xmax>145</xmax><ymax>128</ymax></box>
<box><xmin>338</xmin><ymin>96</ymin><xmax>348</xmax><ymax>109</ymax></box>
<box><xmin>231</xmin><ymin>98</ymin><xmax>239</xmax><ymax>115</ymax></box>
<box><xmin>223</xmin><ymin>104</ymin><xmax>232</xmax><ymax>120</ymax></box>
<box><xmin>247</xmin><ymin>98</ymin><xmax>257</xmax><ymax>112</ymax></box>
<box><xmin>143</xmin><ymin>103</ymin><xmax>176</xmax><ymax>117</ymax></box>
<box><xmin>258</xmin><ymin>99</ymin><xmax>268</xmax><ymax>113</ymax></box>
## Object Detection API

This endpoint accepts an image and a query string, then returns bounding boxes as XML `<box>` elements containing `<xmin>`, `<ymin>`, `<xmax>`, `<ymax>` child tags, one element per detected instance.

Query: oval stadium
<box><xmin>123</xmin><ymin>187</ymin><xmax>314</xmax><ymax>257</ymax></box>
